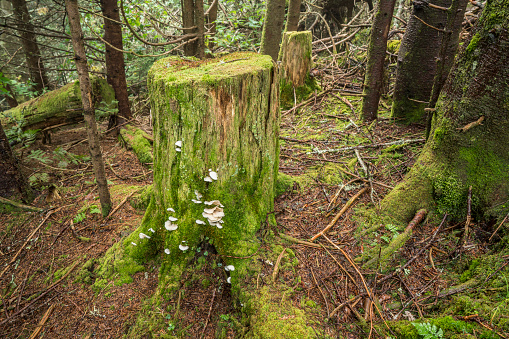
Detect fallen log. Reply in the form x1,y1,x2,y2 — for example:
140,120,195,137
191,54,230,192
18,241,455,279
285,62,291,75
0,76,116,134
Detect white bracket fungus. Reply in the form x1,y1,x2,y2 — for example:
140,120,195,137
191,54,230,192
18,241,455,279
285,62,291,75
204,176,212,182
131,242,137,246
168,216,178,222
227,277,231,284
196,220,206,225
194,190,203,200
164,221,178,231
167,207,175,212
148,228,155,233
179,241,189,251
225,265,235,271
191,199,202,204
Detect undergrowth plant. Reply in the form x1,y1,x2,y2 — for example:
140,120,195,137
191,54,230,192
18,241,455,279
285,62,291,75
412,322,444,339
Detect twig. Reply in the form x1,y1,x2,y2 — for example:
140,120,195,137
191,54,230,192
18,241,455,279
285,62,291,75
29,304,56,339
309,139,425,155
489,212,509,241
282,89,331,116
463,186,472,244
329,293,367,318
106,190,139,219
0,208,61,279
272,248,287,283
0,260,80,325
311,267,330,317
311,186,368,241
321,245,360,290
200,288,216,339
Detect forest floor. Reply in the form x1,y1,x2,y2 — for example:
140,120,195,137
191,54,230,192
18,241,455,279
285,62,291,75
1,66,508,338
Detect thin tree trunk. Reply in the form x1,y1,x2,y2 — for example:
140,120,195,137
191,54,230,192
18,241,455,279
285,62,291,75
260,0,286,60
206,0,218,50
182,0,197,57
100,0,132,131
194,0,205,59
361,0,396,121
65,0,112,216
285,0,301,32
10,0,49,93
4,83,18,108
0,121,32,202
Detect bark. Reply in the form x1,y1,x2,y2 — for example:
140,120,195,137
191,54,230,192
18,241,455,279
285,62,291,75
1,77,116,132
382,0,509,223
391,0,468,124
4,83,18,108
100,0,132,130
10,0,49,93
206,0,218,49
182,0,196,56
194,0,205,59
260,0,286,60
285,0,302,32
361,0,396,121
65,0,112,216
0,121,32,202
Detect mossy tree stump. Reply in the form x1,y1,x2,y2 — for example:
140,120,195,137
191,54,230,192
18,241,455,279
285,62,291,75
106,52,315,337
279,31,319,108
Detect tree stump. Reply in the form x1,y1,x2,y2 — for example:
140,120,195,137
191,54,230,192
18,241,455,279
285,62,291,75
278,31,319,108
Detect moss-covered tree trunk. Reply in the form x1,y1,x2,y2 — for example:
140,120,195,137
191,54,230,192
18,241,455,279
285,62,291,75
391,0,468,124
0,77,116,132
361,0,396,121
102,52,316,337
279,31,318,107
260,0,285,61
382,0,509,223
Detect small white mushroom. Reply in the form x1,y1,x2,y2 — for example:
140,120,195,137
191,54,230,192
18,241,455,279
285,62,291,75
204,176,212,182
139,232,151,239
164,221,178,231
225,265,235,271
217,224,223,229
175,140,182,147
196,220,206,225
191,199,202,204
209,171,218,180
164,248,170,255
194,190,203,200
175,147,182,152
168,216,178,222
167,208,175,212
148,228,155,233
131,242,137,246
179,242,189,251
227,277,231,284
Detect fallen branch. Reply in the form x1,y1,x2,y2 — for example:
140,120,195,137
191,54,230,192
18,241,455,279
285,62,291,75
309,139,425,155
489,211,509,241
29,303,56,339
272,248,287,283
0,196,43,212
311,186,368,241
106,189,139,219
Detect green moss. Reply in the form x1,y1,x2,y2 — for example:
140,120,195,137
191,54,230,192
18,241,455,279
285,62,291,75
129,185,153,210
275,172,295,197
120,125,154,166
387,39,401,54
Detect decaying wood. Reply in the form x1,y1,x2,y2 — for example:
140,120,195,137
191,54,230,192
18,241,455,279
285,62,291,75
272,248,287,283
311,186,368,241
457,116,484,132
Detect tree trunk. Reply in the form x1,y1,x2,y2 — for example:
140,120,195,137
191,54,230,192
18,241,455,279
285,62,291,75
1,76,116,132
391,0,468,124
194,0,205,59
361,0,396,121
206,0,218,49
285,0,301,32
279,31,319,107
65,0,112,216
382,0,509,223
260,0,286,60
10,0,49,93
181,0,205,58
0,121,32,202
100,0,132,130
